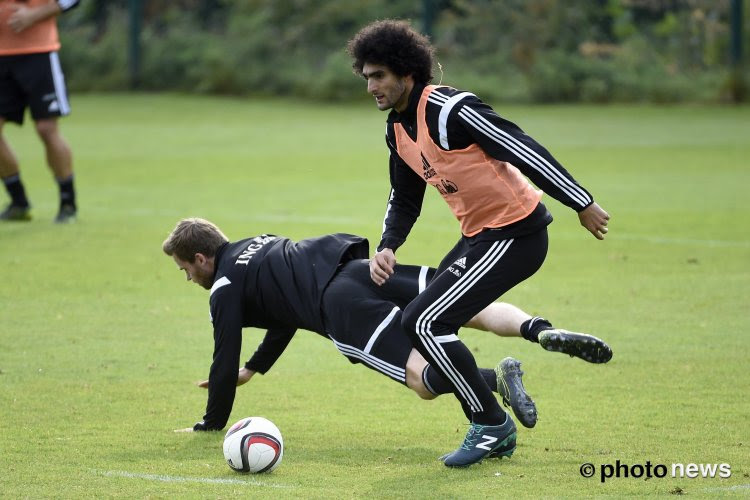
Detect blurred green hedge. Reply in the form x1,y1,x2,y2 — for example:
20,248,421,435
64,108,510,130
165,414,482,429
58,0,748,103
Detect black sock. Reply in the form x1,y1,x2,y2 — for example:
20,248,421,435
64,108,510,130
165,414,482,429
423,366,498,395
56,175,76,209
479,368,498,392
2,174,30,207
422,365,450,395
521,316,553,343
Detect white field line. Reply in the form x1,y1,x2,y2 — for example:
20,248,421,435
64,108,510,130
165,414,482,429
702,483,750,492
96,469,292,489
610,233,750,248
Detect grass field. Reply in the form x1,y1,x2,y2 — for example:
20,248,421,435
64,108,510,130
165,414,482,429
1,94,748,498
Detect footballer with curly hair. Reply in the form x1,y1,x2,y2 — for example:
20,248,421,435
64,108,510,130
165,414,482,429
347,19,612,467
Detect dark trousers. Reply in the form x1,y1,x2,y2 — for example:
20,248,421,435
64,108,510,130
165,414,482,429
401,228,549,423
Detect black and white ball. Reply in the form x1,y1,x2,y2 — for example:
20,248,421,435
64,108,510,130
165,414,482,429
223,417,283,473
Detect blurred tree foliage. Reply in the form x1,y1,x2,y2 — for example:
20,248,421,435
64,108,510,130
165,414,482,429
58,0,747,102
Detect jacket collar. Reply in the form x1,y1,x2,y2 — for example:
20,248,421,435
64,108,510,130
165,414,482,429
211,241,229,282
387,82,426,124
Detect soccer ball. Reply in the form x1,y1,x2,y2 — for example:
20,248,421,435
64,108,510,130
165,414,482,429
223,417,283,473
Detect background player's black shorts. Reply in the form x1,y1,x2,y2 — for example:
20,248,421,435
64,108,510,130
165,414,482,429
0,52,70,125
321,259,436,384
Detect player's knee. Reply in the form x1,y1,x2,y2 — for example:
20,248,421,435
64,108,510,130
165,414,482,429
405,372,436,400
415,388,436,400
34,119,59,141
400,305,423,338
402,304,455,341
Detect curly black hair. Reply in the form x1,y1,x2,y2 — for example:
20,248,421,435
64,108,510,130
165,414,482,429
347,19,434,85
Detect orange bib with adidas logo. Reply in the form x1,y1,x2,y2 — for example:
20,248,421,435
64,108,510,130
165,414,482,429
393,85,541,237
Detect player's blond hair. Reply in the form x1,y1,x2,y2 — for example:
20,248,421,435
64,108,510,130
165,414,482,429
162,218,228,262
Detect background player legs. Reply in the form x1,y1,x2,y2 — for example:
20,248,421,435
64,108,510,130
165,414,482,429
35,118,72,180
0,119,20,179
34,117,76,219
0,118,32,217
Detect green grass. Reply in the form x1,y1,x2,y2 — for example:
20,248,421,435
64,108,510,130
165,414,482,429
1,94,749,498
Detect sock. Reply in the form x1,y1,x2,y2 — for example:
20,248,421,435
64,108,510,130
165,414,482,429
477,412,508,426
479,368,498,392
2,174,30,207
521,316,553,343
56,175,76,209
422,365,451,396
474,409,508,427
422,366,498,395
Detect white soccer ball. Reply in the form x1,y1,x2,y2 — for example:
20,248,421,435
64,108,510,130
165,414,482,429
223,416,284,473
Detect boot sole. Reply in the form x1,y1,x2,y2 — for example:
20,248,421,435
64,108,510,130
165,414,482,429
539,330,613,363
496,358,537,428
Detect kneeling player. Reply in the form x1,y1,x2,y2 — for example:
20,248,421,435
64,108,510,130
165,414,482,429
203,260,543,427
163,218,612,460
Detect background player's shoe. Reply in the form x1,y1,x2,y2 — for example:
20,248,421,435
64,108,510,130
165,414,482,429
538,329,612,363
54,204,77,224
441,416,517,467
495,357,537,428
0,204,31,221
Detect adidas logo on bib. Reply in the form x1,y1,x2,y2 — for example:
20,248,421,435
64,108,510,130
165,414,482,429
454,257,467,269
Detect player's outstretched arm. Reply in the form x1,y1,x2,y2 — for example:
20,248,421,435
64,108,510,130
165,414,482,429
198,367,255,388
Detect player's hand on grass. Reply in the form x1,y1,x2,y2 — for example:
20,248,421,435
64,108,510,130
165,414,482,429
370,248,396,285
578,202,610,240
197,367,254,389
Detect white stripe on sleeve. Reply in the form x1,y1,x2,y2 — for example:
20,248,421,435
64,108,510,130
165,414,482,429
437,92,475,149
458,106,592,207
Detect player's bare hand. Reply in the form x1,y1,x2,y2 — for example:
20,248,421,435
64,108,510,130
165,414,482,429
370,248,396,285
173,427,194,433
197,367,254,389
578,202,610,240
7,5,37,33
237,367,253,386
